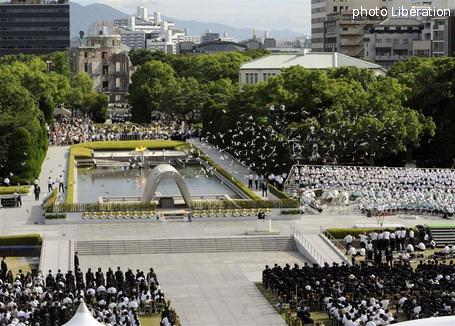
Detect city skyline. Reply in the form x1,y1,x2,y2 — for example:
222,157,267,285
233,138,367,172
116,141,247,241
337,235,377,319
73,0,311,35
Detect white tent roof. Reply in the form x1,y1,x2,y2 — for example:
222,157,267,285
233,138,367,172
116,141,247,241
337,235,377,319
62,302,104,326
394,316,455,326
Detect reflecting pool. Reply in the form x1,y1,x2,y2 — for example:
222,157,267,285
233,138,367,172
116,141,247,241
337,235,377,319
76,165,240,203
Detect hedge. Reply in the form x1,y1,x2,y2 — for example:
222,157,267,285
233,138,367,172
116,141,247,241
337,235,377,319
45,213,66,219
65,147,76,204
325,227,400,239
269,184,292,200
189,144,299,207
191,199,299,210
42,188,58,210
0,186,30,195
73,140,188,151
0,234,42,246
281,209,304,215
47,201,157,213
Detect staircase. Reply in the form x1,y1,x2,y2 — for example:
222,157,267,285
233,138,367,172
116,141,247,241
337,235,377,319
429,225,455,247
75,236,296,255
305,234,346,265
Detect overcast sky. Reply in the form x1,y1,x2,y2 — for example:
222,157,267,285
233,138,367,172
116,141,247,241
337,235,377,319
74,0,311,34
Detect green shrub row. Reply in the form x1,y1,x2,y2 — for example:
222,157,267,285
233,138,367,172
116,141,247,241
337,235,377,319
45,213,66,219
190,144,299,208
269,184,292,200
48,201,157,213
0,186,30,195
65,147,76,204
191,199,299,210
0,234,42,246
281,209,304,215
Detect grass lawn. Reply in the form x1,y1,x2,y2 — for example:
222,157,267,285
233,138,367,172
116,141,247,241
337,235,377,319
4,257,38,274
139,314,161,326
255,283,330,326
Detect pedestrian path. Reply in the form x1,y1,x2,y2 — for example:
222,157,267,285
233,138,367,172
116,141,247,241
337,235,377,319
0,146,68,233
188,139,278,200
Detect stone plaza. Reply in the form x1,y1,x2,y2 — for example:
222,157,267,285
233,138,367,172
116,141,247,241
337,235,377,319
2,142,455,326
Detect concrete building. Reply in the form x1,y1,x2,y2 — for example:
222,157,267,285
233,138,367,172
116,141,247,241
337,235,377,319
193,41,247,54
114,6,190,54
0,0,70,56
311,0,387,52
200,31,236,44
364,17,426,68
120,30,146,49
324,12,383,57
431,12,455,57
71,26,132,104
264,38,277,49
239,52,385,85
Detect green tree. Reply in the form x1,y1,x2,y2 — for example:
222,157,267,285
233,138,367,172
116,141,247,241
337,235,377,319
84,92,108,123
389,57,455,166
129,60,178,123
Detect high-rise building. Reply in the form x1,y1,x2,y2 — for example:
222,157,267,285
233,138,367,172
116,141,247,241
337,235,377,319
114,7,189,54
0,0,70,56
311,0,412,52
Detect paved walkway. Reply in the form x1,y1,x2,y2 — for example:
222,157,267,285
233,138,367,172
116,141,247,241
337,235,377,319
188,139,277,200
4,143,455,326
80,252,305,326
0,146,68,234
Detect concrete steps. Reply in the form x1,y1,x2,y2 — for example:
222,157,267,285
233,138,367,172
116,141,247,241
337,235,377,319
430,226,455,247
75,236,296,255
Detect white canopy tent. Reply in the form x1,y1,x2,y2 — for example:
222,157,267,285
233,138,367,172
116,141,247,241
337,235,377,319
62,302,104,326
394,316,455,326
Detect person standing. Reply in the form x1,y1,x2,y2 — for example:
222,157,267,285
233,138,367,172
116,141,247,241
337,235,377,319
74,251,80,269
1,257,7,279
14,193,21,207
248,174,253,189
34,185,41,201
254,175,259,190
47,176,53,192
262,181,268,198
58,174,65,193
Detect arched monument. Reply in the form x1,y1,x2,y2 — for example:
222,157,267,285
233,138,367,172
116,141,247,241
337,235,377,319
142,164,192,207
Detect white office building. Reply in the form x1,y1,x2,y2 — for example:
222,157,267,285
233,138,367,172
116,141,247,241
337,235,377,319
239,52,385,85
114,6,193,54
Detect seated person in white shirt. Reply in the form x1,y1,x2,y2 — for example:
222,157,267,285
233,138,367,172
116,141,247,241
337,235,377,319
406,243,414,253
416,242,426,251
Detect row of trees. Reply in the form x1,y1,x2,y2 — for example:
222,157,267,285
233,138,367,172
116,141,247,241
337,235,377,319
0,52,107,184
128,50,268,123
129,50,455,172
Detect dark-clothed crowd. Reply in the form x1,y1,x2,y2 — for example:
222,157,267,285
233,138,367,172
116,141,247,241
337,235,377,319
263,259,455,326
0,257,176,326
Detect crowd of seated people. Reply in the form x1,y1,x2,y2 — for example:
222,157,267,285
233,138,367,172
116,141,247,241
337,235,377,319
286,165,455,217
49,118,196,146
263,259,455,326
0,258,177,326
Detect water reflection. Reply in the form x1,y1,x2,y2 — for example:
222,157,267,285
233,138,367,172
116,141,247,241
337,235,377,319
76,165,239,203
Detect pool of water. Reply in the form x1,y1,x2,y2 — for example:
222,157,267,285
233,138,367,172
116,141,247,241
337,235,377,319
76,165,240,203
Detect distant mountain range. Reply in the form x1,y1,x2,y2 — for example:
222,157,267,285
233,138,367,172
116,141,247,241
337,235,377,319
70,2,306,41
